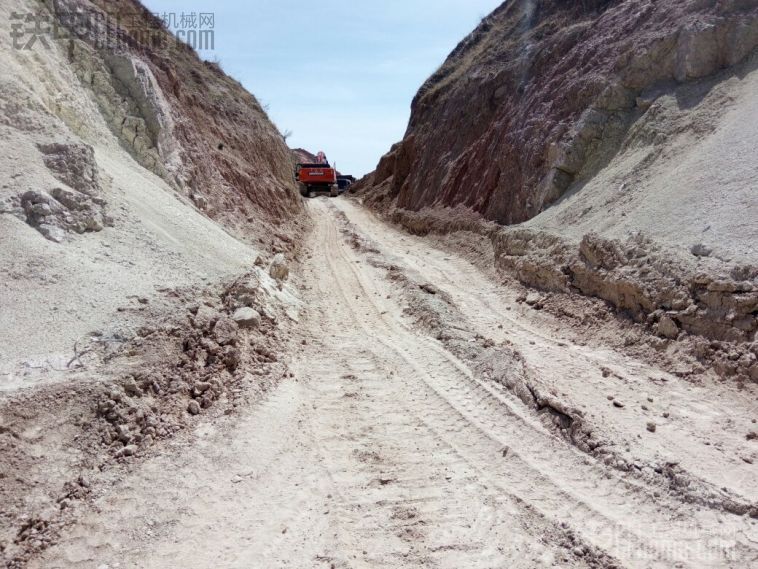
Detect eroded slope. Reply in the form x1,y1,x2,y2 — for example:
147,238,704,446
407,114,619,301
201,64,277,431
361,0,758,226
354,0,758,380
0,0,303,380
0,3,305,563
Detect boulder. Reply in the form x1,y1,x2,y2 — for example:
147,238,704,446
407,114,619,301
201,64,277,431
690,243,712,257
657,315,680,339
213,317,239,345
37,223,66,243
232,307,261,328
37,142,101,196
193,305,220,331
21,183,107,241
269,253,289,281
675,23,721,83
116,444,137,457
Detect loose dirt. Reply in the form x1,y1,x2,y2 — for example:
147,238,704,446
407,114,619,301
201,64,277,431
31,199,758,569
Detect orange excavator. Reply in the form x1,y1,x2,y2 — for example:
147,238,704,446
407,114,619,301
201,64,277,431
295,151,338,197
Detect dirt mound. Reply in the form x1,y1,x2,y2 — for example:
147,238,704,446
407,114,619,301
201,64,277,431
0,267,298,566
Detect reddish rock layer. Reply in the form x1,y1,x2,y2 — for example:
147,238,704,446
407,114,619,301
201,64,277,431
50,0,303,241
358,0,758,225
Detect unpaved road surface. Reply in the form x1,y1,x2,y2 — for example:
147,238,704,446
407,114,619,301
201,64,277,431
36,199,758,568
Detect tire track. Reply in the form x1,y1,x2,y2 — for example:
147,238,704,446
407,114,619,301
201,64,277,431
308,198,758,568
295,202,594,568
332,199,758,512
35,199,757,569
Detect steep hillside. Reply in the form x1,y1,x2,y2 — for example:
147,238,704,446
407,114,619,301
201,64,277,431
355,0,758,380
0,0,306,563
0,0,303,376
15,0,302,239
361,0,758,225
292,147,318,164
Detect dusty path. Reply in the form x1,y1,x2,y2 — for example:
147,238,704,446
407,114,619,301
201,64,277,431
36,199,758,568
331,200,758,506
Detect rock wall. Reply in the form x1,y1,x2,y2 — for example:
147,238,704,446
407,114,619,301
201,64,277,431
5,142,109,242
46,0,302,240
353,0,758,377
358,0,758,224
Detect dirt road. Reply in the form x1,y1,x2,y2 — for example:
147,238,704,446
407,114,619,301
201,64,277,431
35,199,758,568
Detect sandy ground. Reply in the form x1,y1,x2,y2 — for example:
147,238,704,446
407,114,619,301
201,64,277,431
334,200,758,506
32,198,758,569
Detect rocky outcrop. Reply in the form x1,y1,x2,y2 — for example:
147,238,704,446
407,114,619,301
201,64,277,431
493,229,757,344
385,206,758,381
45,0,302,239
358,0,758,224
1,142,110,242
232,307,261,328
20,186,108,242
268,253,290,282
354,0,758,374
292,148,318,164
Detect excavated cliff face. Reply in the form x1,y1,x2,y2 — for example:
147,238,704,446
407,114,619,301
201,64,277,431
0,3,304,562
0,0,305,373
45,0,302,239
363,0,758,224
356,0,758,380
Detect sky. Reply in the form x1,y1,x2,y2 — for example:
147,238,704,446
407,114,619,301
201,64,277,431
141,1,504,177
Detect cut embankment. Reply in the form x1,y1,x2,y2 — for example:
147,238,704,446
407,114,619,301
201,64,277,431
0,0,305,389
0,1,308,565
355,61,758,384
371,201,758,386
351,2,758,385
